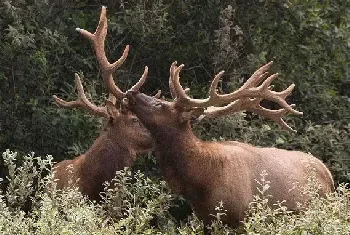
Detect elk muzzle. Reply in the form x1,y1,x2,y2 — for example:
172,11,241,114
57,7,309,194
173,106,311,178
126,90,157,109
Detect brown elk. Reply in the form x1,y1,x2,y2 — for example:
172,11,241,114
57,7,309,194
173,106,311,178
123,62,334,230
52,6,155,201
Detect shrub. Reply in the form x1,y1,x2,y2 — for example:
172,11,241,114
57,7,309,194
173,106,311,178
1,150,349,234
0,150,176,234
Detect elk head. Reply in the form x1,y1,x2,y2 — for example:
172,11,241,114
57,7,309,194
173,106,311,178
126,61,302,137
53,6,154,153
52,6,160,200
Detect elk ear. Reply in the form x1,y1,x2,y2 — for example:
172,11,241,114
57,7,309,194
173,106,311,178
180,107,204,123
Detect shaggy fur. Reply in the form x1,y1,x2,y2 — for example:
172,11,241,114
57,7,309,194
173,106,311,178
53,113,153,201
127,91,334,229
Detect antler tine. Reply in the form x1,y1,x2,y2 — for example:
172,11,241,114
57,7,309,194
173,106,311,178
203,99,300,132
130,66,148,91
169,61,178,99
169,61,302,131
53,73,109,118
154,89,162,98
240,61,273,89
171,63,211,107
170,61,227,108
76,6,128,100
207,70,225,101
220,72,302,115
171,62,302,112
169,61,191,99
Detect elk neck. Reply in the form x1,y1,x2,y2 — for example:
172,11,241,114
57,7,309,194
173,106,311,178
82,129,137,171
152,120,199,154
151,120,219,198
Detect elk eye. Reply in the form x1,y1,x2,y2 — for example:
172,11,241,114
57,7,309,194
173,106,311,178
132,118,139,123
155,102,162,107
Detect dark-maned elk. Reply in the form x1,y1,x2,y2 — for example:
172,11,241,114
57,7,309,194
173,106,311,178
52,6,155,201
122,62,334,231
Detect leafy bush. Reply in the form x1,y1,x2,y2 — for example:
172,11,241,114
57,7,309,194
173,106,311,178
1,0,349,232
243,171,350,235
1,150,349,234
1,0,349,185
0,150,176,234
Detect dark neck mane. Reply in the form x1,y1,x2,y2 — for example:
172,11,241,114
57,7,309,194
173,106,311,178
76,131,137,200
83,131,136,169
151,121,214,196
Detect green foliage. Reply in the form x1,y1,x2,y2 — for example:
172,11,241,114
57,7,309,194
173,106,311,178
0,150,175,234
236,0,350,123
101,169,173,233
1,0,349,181
243,170,350,235
2,150,53,210
0,1,349,232
1,150,350,234
0,0,101,160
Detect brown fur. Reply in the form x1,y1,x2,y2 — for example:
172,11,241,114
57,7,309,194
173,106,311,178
52,112,153,201
127,91,334,228
52,6,155,201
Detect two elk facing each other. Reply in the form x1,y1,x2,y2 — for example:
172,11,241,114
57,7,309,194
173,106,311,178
52,7,155,201
124,62,334,231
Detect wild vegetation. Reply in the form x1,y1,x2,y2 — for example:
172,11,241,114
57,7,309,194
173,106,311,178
0,0,349,233
0,150,349,234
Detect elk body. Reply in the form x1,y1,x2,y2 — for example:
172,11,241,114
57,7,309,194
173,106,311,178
123,62,334,229
53,7,154,201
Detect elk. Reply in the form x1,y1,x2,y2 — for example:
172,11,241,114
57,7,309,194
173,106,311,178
52,6,155,201
123,62,334,230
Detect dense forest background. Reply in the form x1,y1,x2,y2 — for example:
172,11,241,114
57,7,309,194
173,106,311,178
0,0,349,185
0,0,349,233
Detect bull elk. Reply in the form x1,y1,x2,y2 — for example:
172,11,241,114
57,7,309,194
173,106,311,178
52,6,155,201
123,62,334,231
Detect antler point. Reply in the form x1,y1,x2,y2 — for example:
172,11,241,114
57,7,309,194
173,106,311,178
176,64,185,72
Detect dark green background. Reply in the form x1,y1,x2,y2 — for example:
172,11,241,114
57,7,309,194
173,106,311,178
1,0,349,183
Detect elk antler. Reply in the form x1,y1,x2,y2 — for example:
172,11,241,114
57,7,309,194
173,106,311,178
53,73,110,118
170,61,302,131
76,6,147,100
169,62,190,99
54,7,151,118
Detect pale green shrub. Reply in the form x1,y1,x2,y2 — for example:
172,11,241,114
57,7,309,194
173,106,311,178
101,169,173,234
243,171,350,235
0,150,349,234
0,150,176,234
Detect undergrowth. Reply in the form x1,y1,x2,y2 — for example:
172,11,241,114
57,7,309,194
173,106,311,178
0,150,349,234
